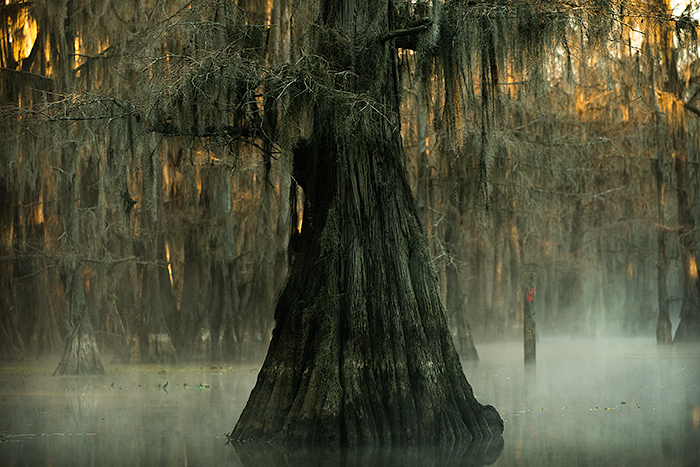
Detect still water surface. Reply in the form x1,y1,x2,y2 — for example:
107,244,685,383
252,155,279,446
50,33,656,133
0,338,698,466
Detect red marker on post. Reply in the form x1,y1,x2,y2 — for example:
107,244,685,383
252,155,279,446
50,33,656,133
526,288,534,302
524,279,536,363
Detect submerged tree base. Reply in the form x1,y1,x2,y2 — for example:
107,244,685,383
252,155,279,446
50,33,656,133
54,322,105,376
231,0,503,445
146,333,178,364
231,123,504,445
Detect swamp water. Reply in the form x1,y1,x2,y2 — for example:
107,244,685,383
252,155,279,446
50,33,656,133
0,338,698,466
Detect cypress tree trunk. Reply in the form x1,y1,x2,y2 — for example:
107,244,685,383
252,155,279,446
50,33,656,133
105,117,138,360
445,222,478,360
564,201,589,337
201,163,241,360
507,217,523,336
652,0,700,342
135,139,177,363
468,224,489,336
55,143,105,376
673,150,700,342
649,65,673,343
444,168,478,360
489,232,505,337
653,156,672,344
232,0,502,445
0,181,23,359
179,223,209,358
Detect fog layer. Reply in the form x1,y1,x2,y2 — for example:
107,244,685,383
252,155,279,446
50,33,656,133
1,338,698,466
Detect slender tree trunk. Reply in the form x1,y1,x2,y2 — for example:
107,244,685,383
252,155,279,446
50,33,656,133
467,226,490,334
444,210,478,360
135,139,177,363
673,150,700,342
232,0,502,445
444,166,478,360
489,233,505,337
180,223,209,358
16,190,62,356
564,201,589,336
201,163,241,360
653,156,672,344
651,60,673,343
523,273,536,364
55,143,105,375
105,117,138,360
0,180,21,359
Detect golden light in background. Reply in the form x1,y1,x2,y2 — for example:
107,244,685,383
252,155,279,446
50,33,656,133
689,256,698,280
165,243,174,287
74,31,83,75
10,7,37,63
33,193,45,224
196,159,202,197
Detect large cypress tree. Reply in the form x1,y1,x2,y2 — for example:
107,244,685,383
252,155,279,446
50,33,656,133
231,0,503,444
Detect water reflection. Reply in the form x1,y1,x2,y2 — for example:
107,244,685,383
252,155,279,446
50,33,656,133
0,338,698,466
234,437,504,467
0,365,258,466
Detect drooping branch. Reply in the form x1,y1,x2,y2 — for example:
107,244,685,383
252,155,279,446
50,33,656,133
379,18,432,50
684,102,700,118
149,120,255,139
0,67,53,83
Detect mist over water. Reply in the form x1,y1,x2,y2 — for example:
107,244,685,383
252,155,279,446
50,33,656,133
470,338,700,466
0,363,259,465
1,338,698,466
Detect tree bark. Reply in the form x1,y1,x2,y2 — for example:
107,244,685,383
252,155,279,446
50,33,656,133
467,224,489,337
523,273,536,364
444,167,479,360
201,163,241,360
654,159,672,344
445,219,478,360
564,201,590,337
506,209,523,337
415,87,430,228
134,138,177,363
651,0,700,342
54,143,105,376
179,222,209,358
673,150,700,342
232,0,502,445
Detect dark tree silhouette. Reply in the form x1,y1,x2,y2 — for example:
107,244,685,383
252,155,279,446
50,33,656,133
231,0,502,444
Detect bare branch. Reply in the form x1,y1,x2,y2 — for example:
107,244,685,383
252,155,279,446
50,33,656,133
684,102,700,118
0,67,53,83
379,18,432,50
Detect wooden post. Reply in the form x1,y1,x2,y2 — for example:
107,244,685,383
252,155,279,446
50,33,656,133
524,273,536,364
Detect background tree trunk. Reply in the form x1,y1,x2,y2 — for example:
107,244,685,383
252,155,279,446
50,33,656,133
653,135,672,345
673,150,700,342
55,143,105,375
201,163,241,360
134,138,178,363
563,201,590,337
444,167,479,360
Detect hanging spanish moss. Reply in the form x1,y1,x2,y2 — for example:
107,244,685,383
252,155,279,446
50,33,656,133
1,0,699,443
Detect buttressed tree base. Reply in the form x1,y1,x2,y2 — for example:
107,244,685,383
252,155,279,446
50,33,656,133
231,0,503,444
